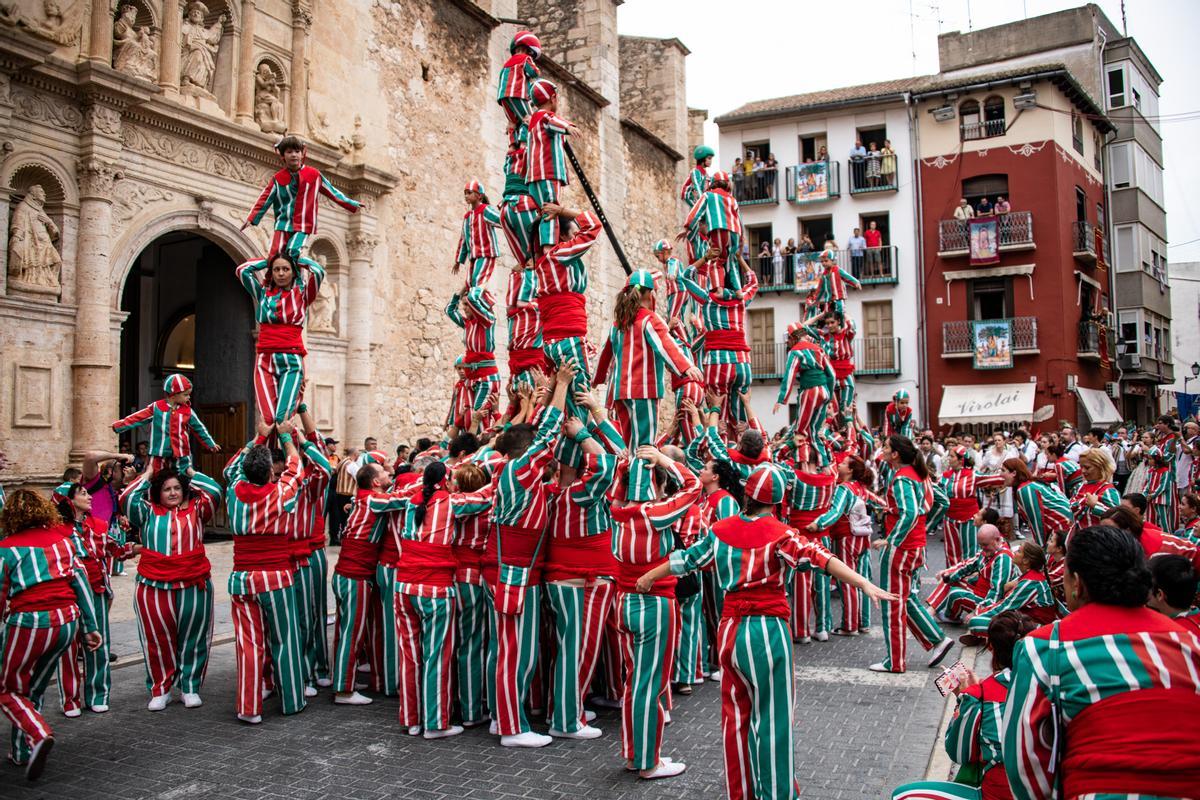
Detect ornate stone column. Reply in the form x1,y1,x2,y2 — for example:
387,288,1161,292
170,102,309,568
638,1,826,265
71,158,122,459
235,0,257,125
158,0,181,93
344,230,377,447
89,0,114,64
287,6,311,135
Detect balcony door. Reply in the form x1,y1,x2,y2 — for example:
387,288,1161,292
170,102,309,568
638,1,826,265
861,300,896,371
748,308,776,377
967,278,1012,321
962,174,1009,212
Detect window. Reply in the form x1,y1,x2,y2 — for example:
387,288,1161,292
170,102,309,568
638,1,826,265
1118,310,1139,353
961,174,1009,210
856,125,887,150
799,134,826,163
1093,133,1102,172
1107,65,1126,108
158,312,196,371
967,278,1012,321
1075,187,1087,224
982,96,1005,136
747,308,776,376
799,215,834,250
1109,142,1131,189
1132,87,1142,112
1071,111,1084,154
959,99,981,140
1114,224,1136,272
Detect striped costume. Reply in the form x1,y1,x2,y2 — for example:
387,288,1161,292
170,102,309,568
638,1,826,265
112,400,218,474
610,461,701,770
1040,458,1082,499
825,321,856,413
811,481,886,633
679,271,760,434
679,167,710,262
121,471,221,701
683,188,743,286
777,341,837,465
455,201,502,288
671,503,705,686
879,466,946,672
594,307,695,501
244,165,361,258
0,526,97,765
1144,465,1176,532
1068,479,1120,531
291,436,332,688
1003,605,1200,799
445,290,500,426
525,108,572,246
496,51,539,142
664,258,704,361
1011,479,1072,547
784,466,837,640
224,441,307,719
926,546,1015,621
697,489,741,672
237,257,325,424
940,469,1005,566
669,321,706,445
882,402,915,439
451,480,496,726
804,259,861,320
504,267,547,410
498,136,541,265
669,512,835,800
966,569,1058,635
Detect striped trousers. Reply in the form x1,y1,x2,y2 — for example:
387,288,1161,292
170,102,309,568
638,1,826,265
133,580,213,697
499,97,532,143
231,586,306,717
613,399,659,502
455,582,491,724
544,579,614,733
718,614,801,800
110,520,126,576
332,573,377,695
487,583,543,736
304,549,330,682
790,566,813,640
269,229,309,260
892,781,982,800
880,547,944,672
1,619,76,765
944,518,979,568
254,351,305,425
597,597,626,702
811,535,835,635
374,565,400,696
395,592,456,731
57,591,111,711
835,535,872,633
834,374,855,417
926,580,984,621
463,257,496,289
500,197,541,266
617,591,679,770
685,229,708,265
706,228,742,282
467,376,500,417
544,336,592,468
527,179,562,249
701,570,726,672
673,589,706,684
704,360,753,438
793,386,831,465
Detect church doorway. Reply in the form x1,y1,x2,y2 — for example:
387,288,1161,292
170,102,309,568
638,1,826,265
117,231,256,489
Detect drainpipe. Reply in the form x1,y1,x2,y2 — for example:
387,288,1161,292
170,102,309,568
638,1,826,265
1096,26,1125,416
906,90,930,426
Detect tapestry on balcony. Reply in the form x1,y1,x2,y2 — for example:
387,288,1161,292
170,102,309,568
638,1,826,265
971,319,1012,370
795,161,830,203
969,215,1000,266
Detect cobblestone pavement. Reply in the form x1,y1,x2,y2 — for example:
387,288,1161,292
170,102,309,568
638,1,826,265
1,535,965,800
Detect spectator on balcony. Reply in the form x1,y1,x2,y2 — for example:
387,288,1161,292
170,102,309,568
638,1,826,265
864,221,883,275
847,228,867,279
771,238,785,285
757,241,771,262
849,137,866,160
784,238,797,257
817,144,829,163
880,140,896,186
977,196,993,216
732,157,742,174
864,142,882,188
765,153,778,176
994,195,1011,215
953,198,975,220
798,234,815,254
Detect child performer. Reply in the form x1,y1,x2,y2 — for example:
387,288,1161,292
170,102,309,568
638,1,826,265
679,171,744,292
496,31,542,144
656,239,703,364
453,180,502,288
445,287,500,430
775,322,837,466
679,146,714,264
525,80,579,249
883,389,915,439
112,374,219,473
238,252,325,425
804,247,860,321
242,134,361,259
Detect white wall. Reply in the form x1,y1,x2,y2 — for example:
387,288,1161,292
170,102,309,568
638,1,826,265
1167,261,1200,408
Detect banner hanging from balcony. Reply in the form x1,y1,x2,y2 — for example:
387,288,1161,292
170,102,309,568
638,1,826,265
794,162,830,203
969,215,1001,266
971,319,1013,369
794,253,821,294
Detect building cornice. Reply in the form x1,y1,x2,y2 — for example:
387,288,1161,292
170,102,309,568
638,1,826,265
620,117,683,162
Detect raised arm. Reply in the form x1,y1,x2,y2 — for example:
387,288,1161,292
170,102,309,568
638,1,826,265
318,171,362,212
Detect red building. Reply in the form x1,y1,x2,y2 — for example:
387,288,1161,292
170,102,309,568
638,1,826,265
913,65,1119,433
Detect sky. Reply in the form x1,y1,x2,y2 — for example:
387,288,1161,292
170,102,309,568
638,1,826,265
616,0,1200,264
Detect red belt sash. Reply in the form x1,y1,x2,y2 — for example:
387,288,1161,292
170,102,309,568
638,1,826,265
788,508,825,529
980,765,1012,800
539,292,587,341
138,547,211,585
544,534,617,582
615,556,675,597
1062,687,1200,798
721,584,790,620
948,497,980,522
81,557,106,593
483,525,546,584
395,539,458,587
232,534,293,572
830,518,852,538
8,578,76,613
704,329,750,352
257,323,306,355
886,512,927,550
830,358,854,379
508,347,550,373
335,537,383,580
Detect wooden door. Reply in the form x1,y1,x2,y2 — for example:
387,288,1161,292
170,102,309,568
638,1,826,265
194,402,247,530
747,308,776,376
861,301,895,372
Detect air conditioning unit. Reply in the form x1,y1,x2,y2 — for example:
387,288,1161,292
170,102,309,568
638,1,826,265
931,104,956,122
1118,353,1142,370
1066,374,1078,391
1106,382,1120,398
1013,91,1038,109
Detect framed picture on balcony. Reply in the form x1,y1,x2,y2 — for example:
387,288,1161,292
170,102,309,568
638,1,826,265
794,254,821,294
971,319,1013,370
969,215,1001,266
795,162,829,203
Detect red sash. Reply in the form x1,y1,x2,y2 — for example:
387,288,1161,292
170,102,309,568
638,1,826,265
257,323,306,355
704,329,750,352
615,556,675,597
788,508,823,529
8,578,76,613
830,358,854,379
539,292,587,341
335,537,382,580
138,547,211,586
948,497,979,522
508,347,550,373
722,584,790,620
483,525,546,584
543,534,617,582
232,534,293,572
395,539,458,588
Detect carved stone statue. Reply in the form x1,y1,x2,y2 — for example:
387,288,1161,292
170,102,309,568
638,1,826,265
1,0,85,45
8,185,62,295
179,1,228,99
112,4,158,81
253,63,287,134
307,254,337,333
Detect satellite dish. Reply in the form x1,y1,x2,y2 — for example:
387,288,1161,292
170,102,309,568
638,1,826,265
1032,405,1055,423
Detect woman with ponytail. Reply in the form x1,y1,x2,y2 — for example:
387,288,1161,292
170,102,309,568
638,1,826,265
1000,458,1072,548
870,435,955,673
592,270,702,503
939,445,1006,567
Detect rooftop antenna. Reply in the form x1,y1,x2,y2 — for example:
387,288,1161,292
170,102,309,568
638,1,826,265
909,0,918,73
1121,0,1127,34
966,0,973,31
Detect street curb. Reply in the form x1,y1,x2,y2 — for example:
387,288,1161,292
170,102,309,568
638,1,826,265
922,645,979,781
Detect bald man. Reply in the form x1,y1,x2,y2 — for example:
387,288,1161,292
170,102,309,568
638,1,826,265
923,524,1015,623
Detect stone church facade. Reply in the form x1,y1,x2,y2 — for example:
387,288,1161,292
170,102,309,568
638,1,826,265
0,0,699,488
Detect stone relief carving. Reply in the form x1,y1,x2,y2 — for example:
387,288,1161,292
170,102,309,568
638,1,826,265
346,232,378,261
308,106,352,154
112,181,176,223
76,157,121,198
82,103,122,137
0,0,85,46
307,253,337,333
11,87,84,132
123,124,275,187
8,185,62,294
253,63,287,134
179,2,228,100
112,3,158,81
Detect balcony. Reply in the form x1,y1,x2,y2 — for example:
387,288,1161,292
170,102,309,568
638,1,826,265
1072,221,1108,266
855,336,901,376
960,118,1007,141
786,162,840,204
937,211,1034,257
1077,321,1113,361
749,255,795,292
847,156,898,195
731,169,778,206
750,342,786,380
844,246,899,286
942,316,1039,358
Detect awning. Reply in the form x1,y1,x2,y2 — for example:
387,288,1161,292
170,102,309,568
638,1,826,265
1076,386,1121,425
938,383,1036,425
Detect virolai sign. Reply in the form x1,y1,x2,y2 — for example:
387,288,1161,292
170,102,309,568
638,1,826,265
950,388,1025,417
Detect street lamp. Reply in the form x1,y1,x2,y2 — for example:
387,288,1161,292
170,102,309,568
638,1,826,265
1184,362,1200,394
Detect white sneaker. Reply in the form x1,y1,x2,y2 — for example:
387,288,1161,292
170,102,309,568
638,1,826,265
407,725,422,736
423,725,464,740
356,663,371,673
63,709,81,718
814,631,829,642
333,691,373,706
462,718,484,728
261,688,274,701
583,709,597,723
500,731,552,748
147,694,170,712
549,724,602,740
859,627,872,635
709,670,723,681
663,710,671,724
488,719,499,735
797,636,812,644
868,662,898,673
237,713,262,725
182,693,202,708
640,760,687,779
304,685,318,698
928,637,955,668
315,677,333,688
90,704,109,713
